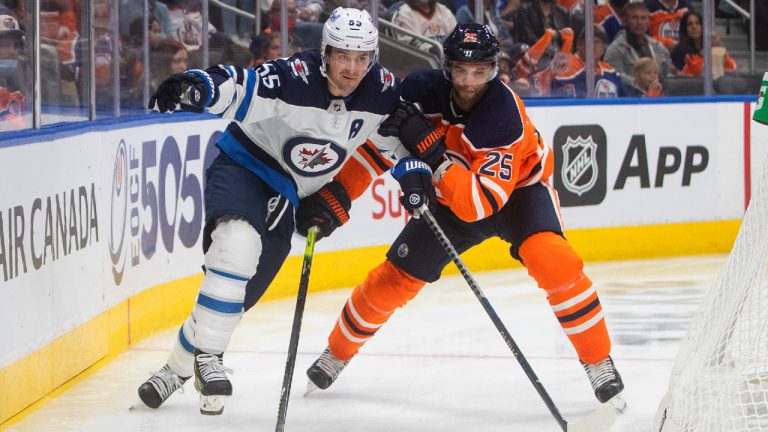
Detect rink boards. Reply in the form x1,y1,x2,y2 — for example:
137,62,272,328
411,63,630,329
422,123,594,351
0,97,765,425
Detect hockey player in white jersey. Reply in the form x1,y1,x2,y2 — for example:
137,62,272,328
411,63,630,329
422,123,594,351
136,7,414,415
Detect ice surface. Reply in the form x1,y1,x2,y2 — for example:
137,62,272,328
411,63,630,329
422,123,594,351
6,255,727,432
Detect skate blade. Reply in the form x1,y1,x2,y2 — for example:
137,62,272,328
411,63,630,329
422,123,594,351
565,403,616,432
607,393,627,413
199,394,228,415
129,400,147,411
304,380,320,397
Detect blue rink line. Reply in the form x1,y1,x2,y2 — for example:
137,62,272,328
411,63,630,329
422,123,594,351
0,111,220,149
523,95,755,107
0,95,755,149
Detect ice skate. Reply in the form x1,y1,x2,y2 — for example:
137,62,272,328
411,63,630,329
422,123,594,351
583,356,626,412
305,347,349,395
137,364,189,409
194,350,233,415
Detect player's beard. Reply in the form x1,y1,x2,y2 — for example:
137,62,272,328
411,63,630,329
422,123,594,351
451,85,488,111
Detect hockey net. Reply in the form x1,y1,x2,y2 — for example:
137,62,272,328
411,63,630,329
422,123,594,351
655,156,768,432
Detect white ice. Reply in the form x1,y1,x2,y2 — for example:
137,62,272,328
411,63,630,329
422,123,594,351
6,255,727,432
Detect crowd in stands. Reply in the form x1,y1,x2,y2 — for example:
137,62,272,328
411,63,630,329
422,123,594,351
0,0,766,130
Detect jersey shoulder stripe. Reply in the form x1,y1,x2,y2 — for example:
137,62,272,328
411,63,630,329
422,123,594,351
236,69,257,122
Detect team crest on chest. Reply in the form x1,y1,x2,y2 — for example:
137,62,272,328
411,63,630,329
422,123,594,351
282,136,346,177
595,78,618,98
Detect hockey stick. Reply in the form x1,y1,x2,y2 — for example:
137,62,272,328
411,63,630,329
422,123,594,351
416,206,616,432
275,226,318,432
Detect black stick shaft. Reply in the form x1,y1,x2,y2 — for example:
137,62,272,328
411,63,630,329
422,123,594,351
275,227,318,432
419,207,568,431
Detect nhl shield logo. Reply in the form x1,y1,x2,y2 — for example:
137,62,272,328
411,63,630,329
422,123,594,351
553,125,607,207
561,135,598,196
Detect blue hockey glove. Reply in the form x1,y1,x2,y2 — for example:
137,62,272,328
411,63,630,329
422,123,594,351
295,181,351,241
391,157,436,215
378,101,447,170
149,70,212,113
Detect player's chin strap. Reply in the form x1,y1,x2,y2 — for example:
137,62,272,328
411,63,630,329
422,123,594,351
415,205,619,432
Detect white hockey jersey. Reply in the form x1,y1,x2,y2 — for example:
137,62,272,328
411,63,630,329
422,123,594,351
203,50,403,206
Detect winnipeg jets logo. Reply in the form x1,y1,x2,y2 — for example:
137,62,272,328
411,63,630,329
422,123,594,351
561,135,599,196
283,136,346,177
380,68,395,92
298,144,333,169
290,58,309,84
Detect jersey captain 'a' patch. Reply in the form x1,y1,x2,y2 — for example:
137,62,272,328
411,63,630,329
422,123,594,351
282,136,347,177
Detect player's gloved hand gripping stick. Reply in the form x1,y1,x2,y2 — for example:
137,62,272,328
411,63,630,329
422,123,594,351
390,157,437,215
379,101,448,170
295,181,351,241
149,70,214,113
415,205,619,432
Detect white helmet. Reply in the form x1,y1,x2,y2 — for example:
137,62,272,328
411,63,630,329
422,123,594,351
320,7,379,76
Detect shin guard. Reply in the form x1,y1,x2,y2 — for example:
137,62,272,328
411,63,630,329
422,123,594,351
192,218,260,355
328,260,426,361
519,232,610,364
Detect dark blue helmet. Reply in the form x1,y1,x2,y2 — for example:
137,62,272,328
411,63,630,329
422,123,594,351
443,23,500,64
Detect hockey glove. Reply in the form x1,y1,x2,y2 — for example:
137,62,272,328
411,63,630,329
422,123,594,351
149,71,211,113
378,101,447,170
391,157,437,215
295,181,351,241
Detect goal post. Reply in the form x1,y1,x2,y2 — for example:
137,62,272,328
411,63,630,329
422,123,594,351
654,96,768,431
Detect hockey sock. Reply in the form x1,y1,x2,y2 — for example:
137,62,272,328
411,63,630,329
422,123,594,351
191,218,259,355
519,232,611,364
167,316,197,378
328,260,426,361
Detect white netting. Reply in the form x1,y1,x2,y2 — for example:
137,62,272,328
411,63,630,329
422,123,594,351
655,157,768,432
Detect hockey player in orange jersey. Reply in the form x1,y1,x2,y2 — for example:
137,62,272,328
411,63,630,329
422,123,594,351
298,23,626,409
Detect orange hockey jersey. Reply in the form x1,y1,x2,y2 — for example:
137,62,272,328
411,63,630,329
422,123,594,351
400,70,553,222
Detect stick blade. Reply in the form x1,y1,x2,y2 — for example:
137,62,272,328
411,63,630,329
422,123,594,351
566,403,617,432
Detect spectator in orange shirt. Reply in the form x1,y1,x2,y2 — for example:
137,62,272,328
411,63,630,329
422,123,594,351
594,0,627,43
645,0,690,48
670,10,736,77
551,26,626,98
